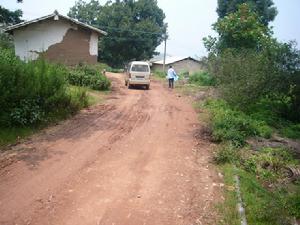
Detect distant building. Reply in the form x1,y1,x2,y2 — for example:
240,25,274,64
151,56,204,74
5,11,107,65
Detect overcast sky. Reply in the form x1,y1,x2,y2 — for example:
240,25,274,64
1,0,300,58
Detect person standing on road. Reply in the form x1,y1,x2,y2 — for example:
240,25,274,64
167,65,177,89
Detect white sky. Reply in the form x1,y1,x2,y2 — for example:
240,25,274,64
1,0,300,58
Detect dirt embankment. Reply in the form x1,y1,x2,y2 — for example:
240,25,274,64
0,73,221,225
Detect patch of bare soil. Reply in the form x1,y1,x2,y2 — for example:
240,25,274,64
0,73,221,225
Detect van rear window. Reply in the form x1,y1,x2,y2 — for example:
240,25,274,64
131,65,149,72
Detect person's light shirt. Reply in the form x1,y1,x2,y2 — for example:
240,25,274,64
167,68,177,79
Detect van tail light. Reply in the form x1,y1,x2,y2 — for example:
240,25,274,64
129,73,131,78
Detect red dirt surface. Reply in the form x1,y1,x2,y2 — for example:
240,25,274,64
0,73,221,225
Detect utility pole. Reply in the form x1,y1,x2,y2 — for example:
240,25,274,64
162,34,167,73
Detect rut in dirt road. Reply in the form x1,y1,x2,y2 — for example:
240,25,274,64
0,73,221,225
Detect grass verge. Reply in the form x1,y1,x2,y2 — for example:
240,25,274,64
177,79,300,224
219,163,300,225
0,86,108,149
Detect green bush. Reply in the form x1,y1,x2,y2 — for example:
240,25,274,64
68,64,111,90
214,143,241,164
208,41,300,122
154,70,165,79
68,86,89,112
280,124,300,139
189,71,216,86
210,49,278,109
0,33,13,49
205,99,272,146
241,147,297,182
0,47,88,127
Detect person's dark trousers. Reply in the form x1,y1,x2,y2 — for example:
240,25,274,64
168,78,174,88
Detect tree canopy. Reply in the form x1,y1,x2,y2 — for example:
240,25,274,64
0,5,23,26
204,4,271,53
217,0,277,25
204,1,300,122
68,0,101,26
68,0,167,67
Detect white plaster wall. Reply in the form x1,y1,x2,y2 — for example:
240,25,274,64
13,19,76,61
89,32,98,56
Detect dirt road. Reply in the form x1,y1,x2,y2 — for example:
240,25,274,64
0,73,221,225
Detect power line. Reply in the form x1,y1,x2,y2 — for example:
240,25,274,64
90,24,165,35
102,36,163,41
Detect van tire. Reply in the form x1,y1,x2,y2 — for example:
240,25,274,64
125,81,128,86
128,84,131,89
145,85,150,90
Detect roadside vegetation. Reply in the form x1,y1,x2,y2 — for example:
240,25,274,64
0,47,111,148
197,2,300,224
67,63,111,91
170,1,300,224
188,71,216,86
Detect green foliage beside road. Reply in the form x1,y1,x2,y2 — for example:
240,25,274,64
67,64,111,91
220,164,300,225
201,1,300,223
153,70,165,79
205,99,272,146
0,47,90,132
208,43,300,121
188,71,216,86
204,3,300,123
0,48,76,126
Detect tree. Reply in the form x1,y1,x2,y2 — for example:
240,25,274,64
204,2,300,122
217,4,270,50
68,0,166,67
68,0,101,25
0,6,23,49
217,0,277,25
0,6,23,26
204,4,271,52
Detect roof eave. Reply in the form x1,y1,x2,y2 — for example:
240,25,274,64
4,13,107,36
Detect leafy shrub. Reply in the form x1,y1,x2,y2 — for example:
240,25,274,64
205,99,272,146
68,64,111,90
94,63,123,73
210,49,278,109
208,41,300,122
154,70,165,79
241,147,297,182
0,47,88,127
0,33,13,49
189,71,216,86
214,143,241,164
68,87,89,113
10,99,44,126
280,124,300,139
107,68,123,73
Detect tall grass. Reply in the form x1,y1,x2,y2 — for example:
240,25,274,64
0,48,88,127
205,99,272,146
